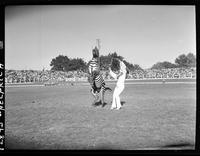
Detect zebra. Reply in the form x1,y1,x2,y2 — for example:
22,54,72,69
87,47,112,106
88,72,112,106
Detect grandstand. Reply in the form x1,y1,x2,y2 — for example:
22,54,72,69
5,67,196,84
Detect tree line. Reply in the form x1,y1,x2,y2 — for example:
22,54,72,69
50,55,87,72
151,53,196,70
50,52,196,72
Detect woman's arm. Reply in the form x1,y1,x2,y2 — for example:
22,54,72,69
117,71,123,79
109,67,117,79
116,60,126,79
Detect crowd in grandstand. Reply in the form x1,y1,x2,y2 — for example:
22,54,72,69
5,67,196,84
127,67,196,80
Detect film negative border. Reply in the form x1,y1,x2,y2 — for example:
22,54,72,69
0,0,199,154
0,4,5,151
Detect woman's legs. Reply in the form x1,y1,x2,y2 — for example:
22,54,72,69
111,89,116,109
115,85,124,109
111,85,124,109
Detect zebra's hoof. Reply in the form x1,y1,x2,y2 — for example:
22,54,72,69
92,101,102,106
101,102,107,107
92,103,97,107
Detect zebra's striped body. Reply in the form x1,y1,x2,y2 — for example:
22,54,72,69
88,57,101,88
88,58,100,75
88,57,111,105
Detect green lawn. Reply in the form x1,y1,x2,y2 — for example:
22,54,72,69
5,81,196,150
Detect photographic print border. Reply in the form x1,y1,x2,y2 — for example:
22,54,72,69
0,0,199,155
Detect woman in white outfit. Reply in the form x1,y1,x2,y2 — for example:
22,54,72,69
109,58,127,110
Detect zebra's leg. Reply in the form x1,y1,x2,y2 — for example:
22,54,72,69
91,88,99,105
94,94,100,105
99,88,103,105
95,88,102,104
90,88,96,99
93,73,106,105
100,87,105,105
89,75,99,105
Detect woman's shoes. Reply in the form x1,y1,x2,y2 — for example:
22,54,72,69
110,106,116,110
110,106,121,110
116,107,121,110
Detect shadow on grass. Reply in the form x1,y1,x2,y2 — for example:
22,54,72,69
102,102,110,108
6,135,195,150
6,136,42,149
121,101,126,106
92,101,104,107
92,101,109,108
5,135,123,150
101,101,126,108
159,142,195,150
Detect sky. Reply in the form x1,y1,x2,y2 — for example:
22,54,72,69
5,5,196,70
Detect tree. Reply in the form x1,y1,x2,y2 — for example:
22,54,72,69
151,61,177,69
99,55,111,70
175,54,188,67
50,52,143,72
186,53,196,67
109,52,124,60
132,64,143,71
67,58,87,71
99,52,123,71
50,55,70,71
175,53,196,67
50,55,87,71
99,52,141,71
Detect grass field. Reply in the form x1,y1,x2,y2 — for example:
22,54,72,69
5,80,196,150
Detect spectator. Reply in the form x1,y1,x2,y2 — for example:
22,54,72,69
5,67,196,84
